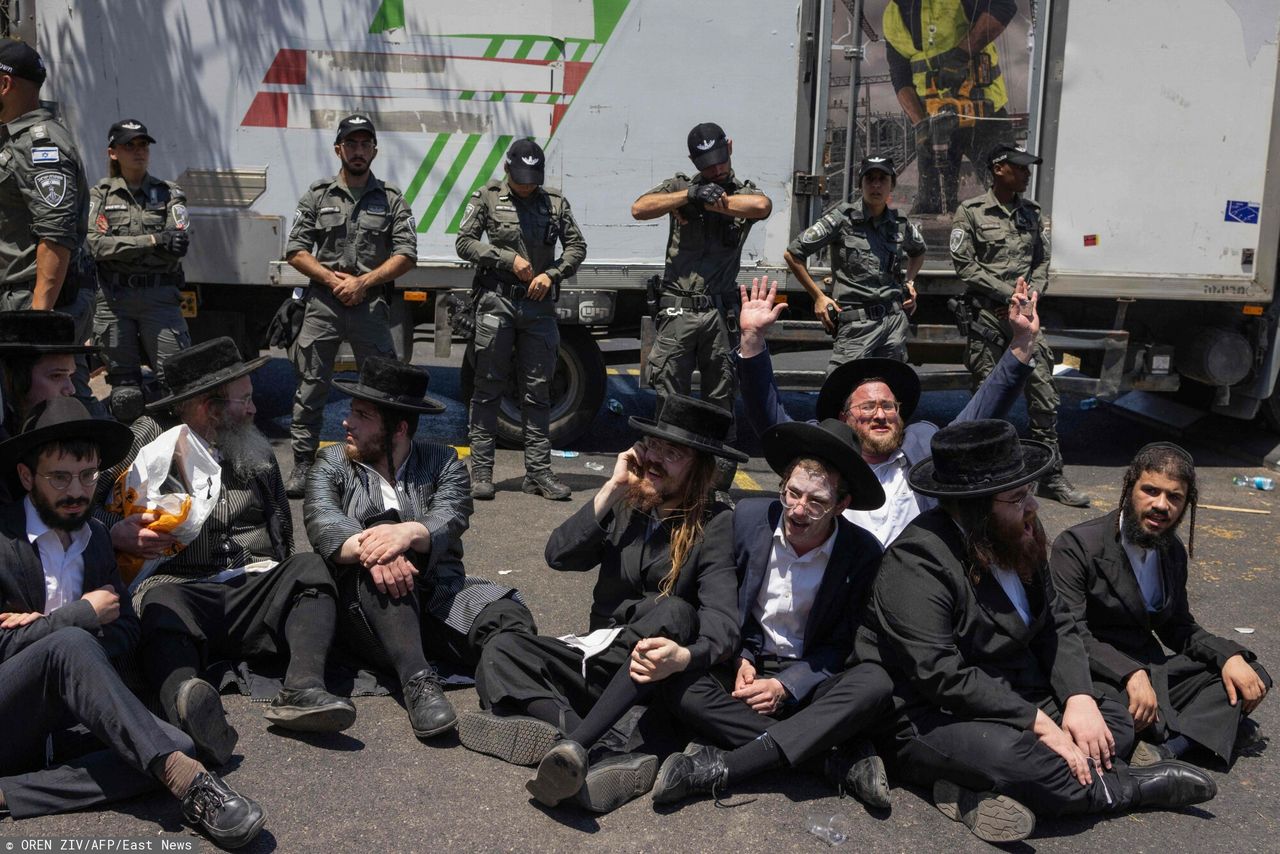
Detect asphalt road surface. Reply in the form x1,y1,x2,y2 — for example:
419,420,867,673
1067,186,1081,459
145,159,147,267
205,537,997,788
10,349,1278,853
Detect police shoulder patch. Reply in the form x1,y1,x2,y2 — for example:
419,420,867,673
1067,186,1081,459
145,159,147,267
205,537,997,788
949,228,966,253
0,150,10,168
802,220,830,243
34,171,70,207
910,223,923,243
31,146,60,164
172,203,190,229
292,208,304,227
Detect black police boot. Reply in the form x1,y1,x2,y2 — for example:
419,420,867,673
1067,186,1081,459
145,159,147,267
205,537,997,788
404,667,457,738
824,739,891,809
522,470,572,501
175,678,239,767
181,771,267,850
263,686,356,732
1037,471,1091,507
932,779,1035,843
651,743,730,806
471,466,495,501
285,454,314,499
526,738,589,807
1124,760,1217,809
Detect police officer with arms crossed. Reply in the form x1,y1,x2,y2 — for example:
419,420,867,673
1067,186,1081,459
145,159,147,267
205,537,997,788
284,114,417,497
786,155,926,370
456,139,586,502
951,142,1089,507
0,41,100,414
88,119,192,420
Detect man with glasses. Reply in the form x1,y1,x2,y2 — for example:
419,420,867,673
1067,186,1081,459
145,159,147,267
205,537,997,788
461,393,742,814
282,114,418,497
652,419,898,808
737,276,1038,547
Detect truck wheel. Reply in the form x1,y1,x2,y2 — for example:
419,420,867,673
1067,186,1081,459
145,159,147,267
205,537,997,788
495,327,606,449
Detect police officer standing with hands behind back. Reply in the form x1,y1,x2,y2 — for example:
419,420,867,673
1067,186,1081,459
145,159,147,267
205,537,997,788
456,138,586,502
284,114,417,497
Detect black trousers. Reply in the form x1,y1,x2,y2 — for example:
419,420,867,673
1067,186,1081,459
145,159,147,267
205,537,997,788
0,628,193,819
662,660,895,766
475,596,698,724
887,693,1138,818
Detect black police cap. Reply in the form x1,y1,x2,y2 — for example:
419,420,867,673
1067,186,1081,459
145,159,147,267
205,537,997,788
108,119,156,147
988,143,1042,170
335,114,377,144
505,138,545,185
0,40,46,86
687,122,729,170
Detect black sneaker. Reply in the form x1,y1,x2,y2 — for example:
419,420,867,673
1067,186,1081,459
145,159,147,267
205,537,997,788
651,743,729,806
457,710,561,766
175,678,238,767
932,779,1035,843
573,752,658,813
181,771,267,850
522,471,572,501
824,739,891,809
1037,472,1091,507
471,467,495,501
404,668,457,738
263,686,356,732
284,455,314,499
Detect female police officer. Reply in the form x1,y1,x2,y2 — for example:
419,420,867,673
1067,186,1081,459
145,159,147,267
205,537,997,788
87,119,192,419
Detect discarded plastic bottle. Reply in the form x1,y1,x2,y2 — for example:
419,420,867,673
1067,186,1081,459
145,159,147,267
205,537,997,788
551,450,579,459
607,398,625,415
1078,397,1099,410
584,461,605,472
805,814,849,847
1232,475,1275,491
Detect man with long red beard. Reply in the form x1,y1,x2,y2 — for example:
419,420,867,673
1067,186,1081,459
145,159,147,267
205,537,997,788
856,420,1218,843
737,276,1038,548
1051,442,1269,768
461,393,743,814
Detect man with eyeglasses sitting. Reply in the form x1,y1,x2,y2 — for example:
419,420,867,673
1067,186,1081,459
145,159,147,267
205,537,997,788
651,418,898,809
737,276,1039,548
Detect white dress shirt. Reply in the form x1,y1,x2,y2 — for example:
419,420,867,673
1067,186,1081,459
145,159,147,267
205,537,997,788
843,421,938,547
753,519,838,658
356,456,411,512
1120,515,1165,612
26,496,92,615
992,565,1033,625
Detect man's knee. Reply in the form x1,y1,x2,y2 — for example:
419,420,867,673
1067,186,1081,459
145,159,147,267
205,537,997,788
42,626,107,667
638,596,699,644
469,597,537,649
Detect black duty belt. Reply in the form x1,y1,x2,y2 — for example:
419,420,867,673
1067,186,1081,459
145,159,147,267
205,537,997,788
103,271,181,288
659,288,736,313
838,299,901,323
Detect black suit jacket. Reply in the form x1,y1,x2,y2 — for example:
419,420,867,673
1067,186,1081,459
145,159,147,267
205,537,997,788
855,507,1093,729
733,497,881,703
0,499,139,662
545,497,739,672
1049,509,1253,686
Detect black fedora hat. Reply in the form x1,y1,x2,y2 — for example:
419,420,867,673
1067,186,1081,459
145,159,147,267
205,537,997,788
147,337,269,412
0,310,97,355
762,419,885,511
332,356,446,414
0,397,133,492
908,419,1054,498
816,357,920,422
628,394,748,463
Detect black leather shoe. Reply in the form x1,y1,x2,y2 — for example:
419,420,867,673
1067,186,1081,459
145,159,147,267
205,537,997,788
457,710,561,766
404,668,457,738
285,455,314,499
181,771,267,850
573,752,658,813
933,779,1035,843
1037,472,1091,507
1130,740,1177,767
471,467,495,501
526,739,589,806
175,678,238,766
824,739,891,809
522,471,572,501
263,686,356,732
1127,760,1217,809
651,743,729,806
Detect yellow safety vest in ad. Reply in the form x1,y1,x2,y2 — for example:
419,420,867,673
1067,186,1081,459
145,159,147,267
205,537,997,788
882,1,1009,112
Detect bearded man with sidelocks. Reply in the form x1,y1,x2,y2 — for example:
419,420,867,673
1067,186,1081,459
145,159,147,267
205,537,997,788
1051,442,1269,768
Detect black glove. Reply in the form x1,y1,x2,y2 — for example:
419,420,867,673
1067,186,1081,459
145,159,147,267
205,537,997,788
156,229,190,257
913,118,931,148
687,183,727,207
933,46,971,92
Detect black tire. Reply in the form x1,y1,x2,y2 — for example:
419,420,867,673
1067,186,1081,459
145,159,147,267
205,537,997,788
494,326,606,449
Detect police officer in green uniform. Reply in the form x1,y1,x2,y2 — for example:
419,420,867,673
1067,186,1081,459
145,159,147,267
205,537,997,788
0,41,101,414
786,156,926,370
283,114,417,496
951,142,1089,507
88,119,192,419
456,139,586,502
631,122,772,426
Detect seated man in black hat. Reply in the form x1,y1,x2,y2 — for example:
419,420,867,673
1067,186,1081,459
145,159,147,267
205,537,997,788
460,393,742,814
1051,442,1270,767
651,418,895,808
856,419,1217,843
736,276,1039,545
304,356,536,740
0,310,99,443
102,337,355,767
0,396,265,849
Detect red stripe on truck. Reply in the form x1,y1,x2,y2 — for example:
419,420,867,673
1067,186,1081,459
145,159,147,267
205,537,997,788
242,92,289,127
263,48,308,85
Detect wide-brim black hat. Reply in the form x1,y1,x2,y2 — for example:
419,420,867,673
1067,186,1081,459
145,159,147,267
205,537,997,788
0,310,97,355
628,393,748,464
0,397,133,492
908,418,1055,498
332,356,446,414
762,419,885,511
816,357,921,422
147,337,269,412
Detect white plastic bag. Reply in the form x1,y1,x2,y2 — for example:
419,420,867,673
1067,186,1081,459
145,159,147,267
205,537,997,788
105,424,221,590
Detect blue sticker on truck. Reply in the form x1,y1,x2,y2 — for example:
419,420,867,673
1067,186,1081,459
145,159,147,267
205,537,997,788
1224,200,1260,224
